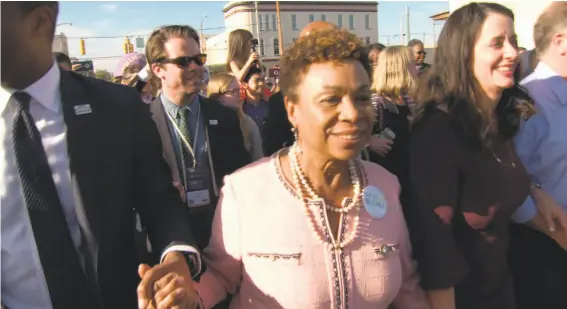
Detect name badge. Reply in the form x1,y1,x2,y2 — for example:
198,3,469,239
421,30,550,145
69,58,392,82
74,104,92,115
186,189,210,208
363,186,388,219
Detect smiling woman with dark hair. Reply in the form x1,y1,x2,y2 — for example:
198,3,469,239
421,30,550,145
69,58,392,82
408,3,539,309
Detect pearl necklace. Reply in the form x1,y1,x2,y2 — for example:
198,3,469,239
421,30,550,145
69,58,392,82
289,145,362,249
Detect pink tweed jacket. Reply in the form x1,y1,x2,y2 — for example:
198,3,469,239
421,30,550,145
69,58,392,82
195,154,429,309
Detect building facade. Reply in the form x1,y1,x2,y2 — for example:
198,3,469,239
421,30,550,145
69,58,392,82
206,1,378,67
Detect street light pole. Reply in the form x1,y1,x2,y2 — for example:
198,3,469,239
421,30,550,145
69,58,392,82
200,14,207,53
56,22,72,35
276,0,284,54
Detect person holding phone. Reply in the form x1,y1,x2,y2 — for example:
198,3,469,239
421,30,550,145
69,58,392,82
367,46,418,216
226,29,259,83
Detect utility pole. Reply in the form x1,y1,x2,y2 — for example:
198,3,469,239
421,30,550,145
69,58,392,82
422,32,426,44
400,17,405,45
432,20,436,48
406,6,411,42
200,14,207,53
254,0,263,66
376,3,380,45
276,0,284,54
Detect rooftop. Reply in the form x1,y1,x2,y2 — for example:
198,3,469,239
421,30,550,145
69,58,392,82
430,10,450,21
223,1,378,12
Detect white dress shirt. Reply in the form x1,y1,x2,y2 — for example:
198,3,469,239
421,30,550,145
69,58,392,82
0,64,91,309
1,63,201,309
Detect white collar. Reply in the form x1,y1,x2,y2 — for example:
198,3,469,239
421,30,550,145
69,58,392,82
0,61,61,116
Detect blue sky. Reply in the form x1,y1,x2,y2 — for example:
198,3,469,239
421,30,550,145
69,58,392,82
57,1,449,72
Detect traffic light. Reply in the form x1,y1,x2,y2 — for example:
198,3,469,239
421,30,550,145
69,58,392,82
79,39,86,55
128,42,134,53
124,37,131,54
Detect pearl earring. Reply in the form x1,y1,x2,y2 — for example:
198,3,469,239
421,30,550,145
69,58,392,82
291,127,298,142
291,127,301,153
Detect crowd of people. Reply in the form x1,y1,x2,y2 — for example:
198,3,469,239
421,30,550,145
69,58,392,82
1,1,567,309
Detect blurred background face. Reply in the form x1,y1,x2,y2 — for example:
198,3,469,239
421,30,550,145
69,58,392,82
473,12,519,100
154,36,203,96
368,48,382,70
411,43,426,65
287,60,374,161
218,78,242,109
244,73,264,95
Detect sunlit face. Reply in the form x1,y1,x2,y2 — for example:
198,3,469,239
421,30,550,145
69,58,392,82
152,37,203,96
411,43,426,65
243,73,264,95
286,60,374,161
472,12,519,100
218,79,242,109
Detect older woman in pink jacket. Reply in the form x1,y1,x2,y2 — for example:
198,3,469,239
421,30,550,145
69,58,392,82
152,28,429,309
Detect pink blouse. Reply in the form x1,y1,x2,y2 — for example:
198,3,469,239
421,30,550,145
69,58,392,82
195,154,429,309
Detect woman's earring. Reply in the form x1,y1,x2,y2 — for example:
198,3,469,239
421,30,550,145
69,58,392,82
292,127,298,142
291,127,301,153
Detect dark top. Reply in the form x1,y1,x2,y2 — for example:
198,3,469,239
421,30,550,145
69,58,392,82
408,108,531,309
263,91,294,156
368,94,412,212
58,71,198,309
243,99,270,141
417,63,432,77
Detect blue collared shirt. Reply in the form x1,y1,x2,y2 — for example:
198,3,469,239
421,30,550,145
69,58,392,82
512,62,567,223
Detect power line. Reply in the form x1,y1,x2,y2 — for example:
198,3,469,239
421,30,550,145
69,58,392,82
63,21,382,40
74,44,288,60
64,23,268,40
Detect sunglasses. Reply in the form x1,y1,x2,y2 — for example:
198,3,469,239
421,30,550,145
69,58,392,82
156,54,207,68
416,51,427,55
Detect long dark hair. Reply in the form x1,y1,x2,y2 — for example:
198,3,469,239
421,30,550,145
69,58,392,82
413,2,535,149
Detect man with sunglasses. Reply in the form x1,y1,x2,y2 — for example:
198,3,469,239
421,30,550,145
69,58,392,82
407,39,431,76
145,25,250,284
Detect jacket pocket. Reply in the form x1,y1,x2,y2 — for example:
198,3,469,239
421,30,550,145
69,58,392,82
246,251,301,265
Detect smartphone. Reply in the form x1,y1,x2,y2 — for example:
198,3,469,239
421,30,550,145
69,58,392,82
379,127,396,140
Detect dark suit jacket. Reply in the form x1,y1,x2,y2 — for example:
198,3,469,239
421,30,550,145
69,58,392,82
58,71,197,309
149,95,250,201
264,91,294,156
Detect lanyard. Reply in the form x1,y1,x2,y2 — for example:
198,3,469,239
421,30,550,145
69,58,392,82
166,106,201,169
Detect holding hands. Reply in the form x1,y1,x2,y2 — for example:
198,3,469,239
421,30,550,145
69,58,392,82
137,252,201,309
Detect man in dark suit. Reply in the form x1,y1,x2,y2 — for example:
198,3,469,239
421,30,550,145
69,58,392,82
1,2,201,309
146,25,250,251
